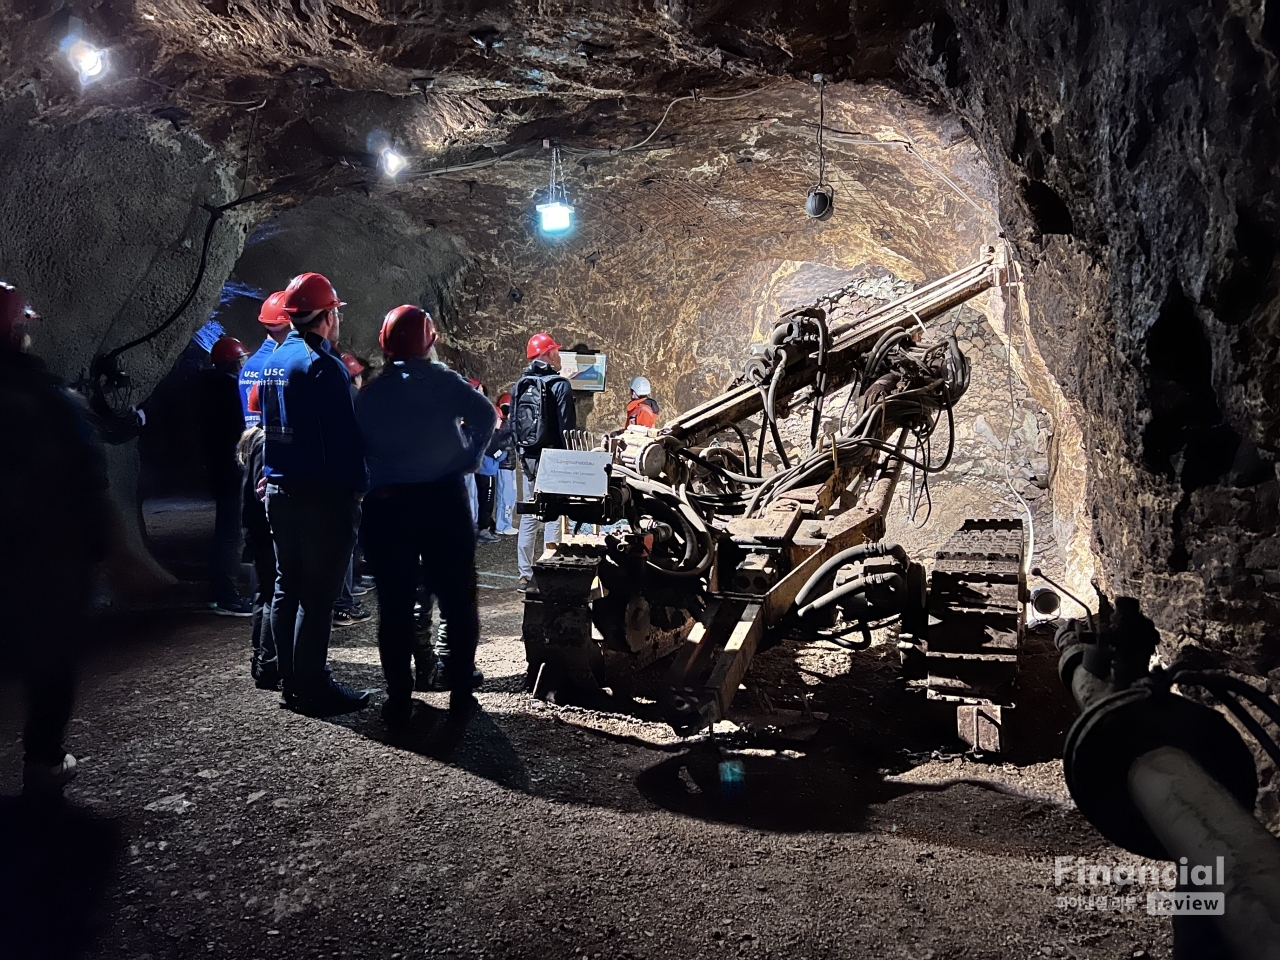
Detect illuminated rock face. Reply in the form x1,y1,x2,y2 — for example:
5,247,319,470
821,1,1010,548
1,1,1276,714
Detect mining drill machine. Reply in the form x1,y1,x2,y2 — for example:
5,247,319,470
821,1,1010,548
520,245,1025,752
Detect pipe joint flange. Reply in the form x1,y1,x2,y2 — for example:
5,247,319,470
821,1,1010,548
1063,685,1257,859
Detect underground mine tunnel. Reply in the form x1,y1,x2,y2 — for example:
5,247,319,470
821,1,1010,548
1,2,1279,958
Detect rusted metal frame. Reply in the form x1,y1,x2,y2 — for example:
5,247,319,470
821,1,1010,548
699,504,887,722
666,247,1004,447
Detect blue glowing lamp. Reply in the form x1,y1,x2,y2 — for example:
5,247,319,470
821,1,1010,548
536,200,574,233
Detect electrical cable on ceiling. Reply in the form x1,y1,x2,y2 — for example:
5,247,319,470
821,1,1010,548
136,75,268,108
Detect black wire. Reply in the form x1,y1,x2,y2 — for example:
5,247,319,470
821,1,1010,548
701,423,754,477
816,80,826,188
100,163,338,367
238,107,260,201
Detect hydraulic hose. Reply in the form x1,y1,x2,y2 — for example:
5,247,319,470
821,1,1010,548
793,541,908,611
796,571,904,621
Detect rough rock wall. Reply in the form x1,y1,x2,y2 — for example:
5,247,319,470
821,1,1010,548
212,192,471,362
0,98,247,591
0,98,246,390
907,2,1280,677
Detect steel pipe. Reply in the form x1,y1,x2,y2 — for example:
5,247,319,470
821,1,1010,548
1128,746,1280,960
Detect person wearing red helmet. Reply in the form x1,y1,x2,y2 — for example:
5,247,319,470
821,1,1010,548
198,337,255,617
239,290,292,430
1,282,116,795
356,304,496,723
511,331,577,589
492,390,518,535
261,272,372,717
341,352,369,386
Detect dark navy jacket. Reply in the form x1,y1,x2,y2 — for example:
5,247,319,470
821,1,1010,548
261,331,368,493
238,337,278,429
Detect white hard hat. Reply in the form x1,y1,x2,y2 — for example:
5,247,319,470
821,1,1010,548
630,375,651,396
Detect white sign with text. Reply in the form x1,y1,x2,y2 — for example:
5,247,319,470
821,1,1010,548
534,449,612,497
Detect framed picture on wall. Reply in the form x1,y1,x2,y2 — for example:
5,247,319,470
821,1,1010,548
560,352,607,391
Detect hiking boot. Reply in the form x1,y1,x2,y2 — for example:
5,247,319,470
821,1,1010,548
288,681,372,717
415,658,447,692
448,690,478,717
211,596,254,617
23,753,77,796
516,577,529,592
381,697,415,728
333,606,373,628
252,661,281,691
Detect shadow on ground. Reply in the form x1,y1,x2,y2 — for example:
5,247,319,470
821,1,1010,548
0,797,122,960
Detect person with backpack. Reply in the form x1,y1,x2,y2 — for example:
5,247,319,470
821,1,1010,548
511,332,577,590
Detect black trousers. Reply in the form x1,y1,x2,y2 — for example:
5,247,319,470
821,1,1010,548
266,481,360,696
476,474,495,532
243,498,277,676
11,566,87,764
364,477,479,699
210,468,244,604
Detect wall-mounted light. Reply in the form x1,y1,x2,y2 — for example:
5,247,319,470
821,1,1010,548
64,37,107,85
536,143,574,235
380,147,407,177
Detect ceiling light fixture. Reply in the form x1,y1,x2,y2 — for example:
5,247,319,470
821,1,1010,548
64,37,107,85
805,74,834,222
536,143,574,235
380,147,408,177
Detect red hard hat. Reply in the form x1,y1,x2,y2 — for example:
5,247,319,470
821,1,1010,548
340,353,366,378
379,304,437,360
258,290,291,328
0,282,38,347
282,272,345,321
526,332,562,360
211,336,249,365
467,377,483,391
496,390,511,407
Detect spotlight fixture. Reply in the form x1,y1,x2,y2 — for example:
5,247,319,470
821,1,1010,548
64,38,107,84
536,144,574,235
380,147,408,177
805,74,834,221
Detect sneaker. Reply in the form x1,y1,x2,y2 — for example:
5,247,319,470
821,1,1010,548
381,698,415,727
477,530,501,544
497,527,519,536
350,583,370,597
517,577,530,592
211,597,253,617
288,681,372,717
333,606,373,627
23,753,77,796
359,575,376,589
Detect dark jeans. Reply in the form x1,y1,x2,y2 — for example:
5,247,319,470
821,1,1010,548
266,481,360,696
364,477,479,699
12,571,87,764
243,500,277,676
476,474,496,532
210,469,244,604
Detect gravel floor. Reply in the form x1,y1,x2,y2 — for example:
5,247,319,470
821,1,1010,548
0,534,1174,960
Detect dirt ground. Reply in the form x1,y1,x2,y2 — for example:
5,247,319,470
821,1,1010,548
0,519,1176,960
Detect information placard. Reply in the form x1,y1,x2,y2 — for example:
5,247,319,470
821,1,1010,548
559,352,607,391
533,449,612,497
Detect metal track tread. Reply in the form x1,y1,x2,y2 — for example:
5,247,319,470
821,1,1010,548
926,519,1026,752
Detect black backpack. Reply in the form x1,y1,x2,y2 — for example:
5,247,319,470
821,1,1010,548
512,375,555,453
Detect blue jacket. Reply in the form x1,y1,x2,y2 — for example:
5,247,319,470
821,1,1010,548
356,359,497,490
261,331,368,493
238,337,278,429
